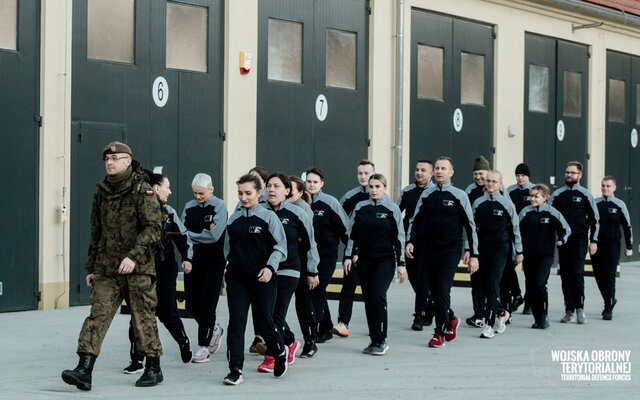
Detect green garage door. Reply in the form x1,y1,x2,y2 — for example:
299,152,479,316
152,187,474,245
0,0,40,312
605,50,640,259
70,0,224,305
524,34,589,188
410,9,494,186
257,0,369,196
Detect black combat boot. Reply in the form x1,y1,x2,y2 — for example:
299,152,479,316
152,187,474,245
135,356,163,387
61,353,96,391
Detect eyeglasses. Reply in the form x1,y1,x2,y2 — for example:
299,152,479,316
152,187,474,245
103,155,130,162
565,171,580,175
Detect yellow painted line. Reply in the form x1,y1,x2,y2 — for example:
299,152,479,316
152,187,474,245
327,283,362,295
454,273,471,282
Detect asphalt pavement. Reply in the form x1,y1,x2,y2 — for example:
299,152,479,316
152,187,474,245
1,262,639,400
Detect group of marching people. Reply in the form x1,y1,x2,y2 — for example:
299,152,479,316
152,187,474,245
62,140,632,391
401,156,632,348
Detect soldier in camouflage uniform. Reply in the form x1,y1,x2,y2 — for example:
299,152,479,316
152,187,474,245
62,141,164,391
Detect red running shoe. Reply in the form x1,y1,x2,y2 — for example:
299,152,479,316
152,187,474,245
428,332,446,348
257,356,274,373
445,315,460,342
287,340,300,365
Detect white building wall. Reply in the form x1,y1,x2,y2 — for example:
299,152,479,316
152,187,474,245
39,0,72,309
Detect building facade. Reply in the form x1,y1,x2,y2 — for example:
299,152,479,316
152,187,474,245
0,0,638,311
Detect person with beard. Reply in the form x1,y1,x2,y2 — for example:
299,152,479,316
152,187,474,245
397,160,435,330
406,157,478,349
550,161,599,324
464,155,490,328
62,141,164,390
505,163,535,315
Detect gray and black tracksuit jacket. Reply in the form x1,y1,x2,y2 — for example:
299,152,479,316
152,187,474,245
265,201,320,278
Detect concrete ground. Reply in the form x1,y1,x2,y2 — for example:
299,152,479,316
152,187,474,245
1,263,639,400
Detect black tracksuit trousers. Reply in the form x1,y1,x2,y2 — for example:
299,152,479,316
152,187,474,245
337,264,359,326
225,273,284,371
558,235,587,311
274,275,299,346
295,269,317,342
591,244,620,309
128,254,188,361
424,247,460,335
357,257,395,344
184,257,225,347
406,249,433,318
478,245,508,327
314,256,337,335
523,254,553,321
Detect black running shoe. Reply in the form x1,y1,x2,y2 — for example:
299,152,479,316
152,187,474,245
179,340,193,363
511,295,524,312
465,315,484,328
223,369,244,385
123,360,144,374
273,349,288,378
299,341,318,358
411,315,424,331
315,331,333,344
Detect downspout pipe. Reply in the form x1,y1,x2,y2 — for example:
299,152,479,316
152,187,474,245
538,0,640,29
394,0,404,200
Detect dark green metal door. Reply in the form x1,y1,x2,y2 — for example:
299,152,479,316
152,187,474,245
0,0,40,312
71,0,224,305
410,10,494,187
523,34,556,186
605,50,640,258
148,0,225,204
556,40,589,184
524,34,589,188
70,122,127,303
257,0,369,196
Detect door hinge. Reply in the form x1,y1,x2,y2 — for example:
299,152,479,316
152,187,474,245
78,133,82,143
35,290,41,301
367,5,372,15
366,138,371,147
586,153,590,160
219,131,226,141
492,30,497,40
35,115,43,127
491,146,496,154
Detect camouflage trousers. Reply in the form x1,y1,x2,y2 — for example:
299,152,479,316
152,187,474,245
77,273,163,357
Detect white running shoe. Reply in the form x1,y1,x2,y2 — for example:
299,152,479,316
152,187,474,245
192,346,210,363
480,325,495,339
495,310,510,334
208,324,225,354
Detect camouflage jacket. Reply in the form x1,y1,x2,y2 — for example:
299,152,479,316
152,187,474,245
84,168,163,276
